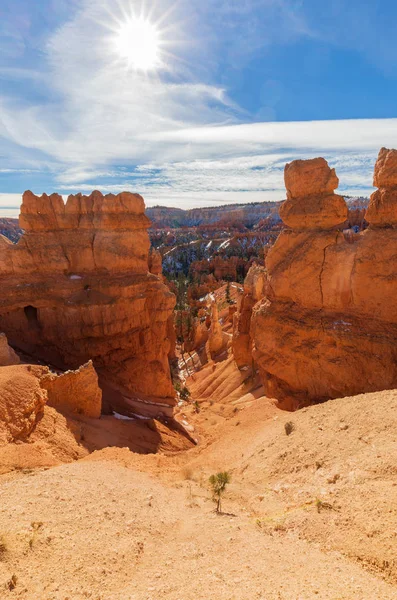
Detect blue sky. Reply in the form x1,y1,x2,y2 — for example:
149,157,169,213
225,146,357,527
1,0,397,214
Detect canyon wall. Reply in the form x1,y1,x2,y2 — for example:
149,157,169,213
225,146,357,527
0,191,176,415
251,149,397,409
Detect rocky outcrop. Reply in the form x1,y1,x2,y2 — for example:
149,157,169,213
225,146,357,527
212,256,238,281
207,299,227,358
280,158,348,230
148,247,163,276
366,148,397,227
186,318,209,352
0,364,47,444
252,151,397,409
232,264,267,368
40,361,102,418
0,191,176,416
0,333,20,366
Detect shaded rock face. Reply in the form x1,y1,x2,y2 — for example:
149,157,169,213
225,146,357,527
0,191,176,413
280,157,348,230
232,264,268,368
251,150,397,409
0,333,20,366
366,148,397,227
0,364,47,444
41,361,102,419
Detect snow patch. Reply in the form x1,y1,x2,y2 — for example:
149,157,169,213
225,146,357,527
218,239,231,250
113,412,135,421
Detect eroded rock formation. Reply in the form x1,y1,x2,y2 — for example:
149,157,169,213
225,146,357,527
0,332,20,366
0,364,47,444
252,150,397,409
280,157,347,230
207,298,227,358
0,191,176,415
232,264,267,368
366,147,397,227
41,360,102,418
148,247,163,277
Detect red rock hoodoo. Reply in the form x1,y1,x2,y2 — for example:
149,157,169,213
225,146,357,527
0,191,176,416
366,147,397,227
280,157,348,230
251,150,397,409
232,263,267,368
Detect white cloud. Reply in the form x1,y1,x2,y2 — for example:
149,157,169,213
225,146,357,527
0,0,390,210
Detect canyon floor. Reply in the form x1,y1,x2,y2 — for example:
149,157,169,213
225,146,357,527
1,355,397,600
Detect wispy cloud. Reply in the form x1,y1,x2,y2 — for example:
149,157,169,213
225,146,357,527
0,0,392,211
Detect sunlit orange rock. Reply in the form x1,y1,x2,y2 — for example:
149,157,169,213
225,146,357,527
40,361,102,419
372,147,397,188
207,299,226,358
0,191,176,416
232,264,268,368
148,247,163,277
0,364,47,444
252,152,397,409
366,148,397,227
280,157,347,230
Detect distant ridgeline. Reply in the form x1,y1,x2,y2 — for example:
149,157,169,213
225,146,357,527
145,201,283,229
0,196,369,242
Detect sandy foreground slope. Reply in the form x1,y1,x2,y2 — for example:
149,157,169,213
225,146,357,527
0,356,397,599
0,459,396,600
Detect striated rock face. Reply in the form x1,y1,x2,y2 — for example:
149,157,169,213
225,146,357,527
280,158,348,230
0,333,20,366
366,148,397,227
252,150,397,409
207,299,225,358
232,264,268,368
0,191,176,415
148,247,163,277
40,361,102,419
0,364,47,444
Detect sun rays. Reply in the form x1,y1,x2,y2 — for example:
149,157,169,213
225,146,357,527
113,16,160,71
101,0,184,75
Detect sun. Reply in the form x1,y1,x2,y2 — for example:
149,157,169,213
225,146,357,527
114,17,160,71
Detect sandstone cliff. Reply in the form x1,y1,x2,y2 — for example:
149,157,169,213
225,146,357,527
252,150,397,409
0,191,176,415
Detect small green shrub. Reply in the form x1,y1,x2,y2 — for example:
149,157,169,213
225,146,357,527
209,471,231,513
